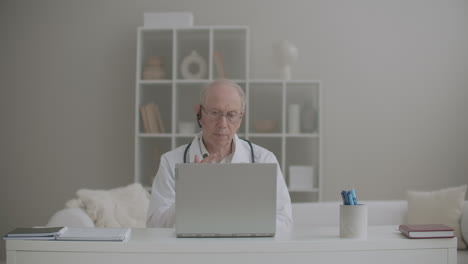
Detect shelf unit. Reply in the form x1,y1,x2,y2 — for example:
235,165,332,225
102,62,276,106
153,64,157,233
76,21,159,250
134,26,322,202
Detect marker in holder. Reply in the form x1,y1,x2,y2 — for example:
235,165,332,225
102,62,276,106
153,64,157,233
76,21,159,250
339,188,367,239
339,204,368,239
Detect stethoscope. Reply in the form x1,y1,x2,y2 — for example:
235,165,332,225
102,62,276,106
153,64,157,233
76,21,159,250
183,138,255,163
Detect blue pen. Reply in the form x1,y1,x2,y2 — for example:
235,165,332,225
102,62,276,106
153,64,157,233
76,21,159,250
341,190,348,205
347,191,355,205
350,189,358,205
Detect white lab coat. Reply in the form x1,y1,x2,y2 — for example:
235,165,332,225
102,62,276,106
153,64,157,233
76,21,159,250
146,133,293,230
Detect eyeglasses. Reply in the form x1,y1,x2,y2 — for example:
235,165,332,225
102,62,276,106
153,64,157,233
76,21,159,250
200,105,243,122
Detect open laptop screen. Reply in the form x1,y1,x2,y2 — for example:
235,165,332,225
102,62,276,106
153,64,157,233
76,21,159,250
175,163,277,237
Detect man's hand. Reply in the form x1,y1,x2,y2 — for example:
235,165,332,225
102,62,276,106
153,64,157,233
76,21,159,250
194,153,218,163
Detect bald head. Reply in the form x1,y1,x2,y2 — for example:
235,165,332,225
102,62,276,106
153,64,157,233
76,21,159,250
200,79,246,111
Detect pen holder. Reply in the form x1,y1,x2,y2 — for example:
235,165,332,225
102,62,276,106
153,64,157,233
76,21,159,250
339,204,368,239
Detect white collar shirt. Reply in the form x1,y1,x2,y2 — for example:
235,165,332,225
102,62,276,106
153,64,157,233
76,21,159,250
198,133,235,164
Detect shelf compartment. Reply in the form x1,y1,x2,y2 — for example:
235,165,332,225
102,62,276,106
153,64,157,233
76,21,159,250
285,137,319,192
248,82,283,134
140,29,173,81
176,29,210,81
139,84,172,134
212,28,248,80
286,82,320,134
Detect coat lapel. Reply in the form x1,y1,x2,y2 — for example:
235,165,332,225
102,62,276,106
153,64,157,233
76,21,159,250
187,134,202,163
231,135,252,163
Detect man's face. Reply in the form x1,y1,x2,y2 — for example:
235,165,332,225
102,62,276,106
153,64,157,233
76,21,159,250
199,84,243,147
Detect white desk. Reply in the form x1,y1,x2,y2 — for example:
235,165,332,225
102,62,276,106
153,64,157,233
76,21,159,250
6,226,457,264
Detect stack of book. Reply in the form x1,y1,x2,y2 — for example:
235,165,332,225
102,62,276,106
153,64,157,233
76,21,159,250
140,102,165,133
3,227,131,242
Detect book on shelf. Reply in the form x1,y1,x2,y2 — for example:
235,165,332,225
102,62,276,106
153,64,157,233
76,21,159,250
399,224,455,239
140,103,164,134
213,51,225,78
153,104,165,133
146,103,160,133
3,227,131,242
140,104,151,133
3,226,67,240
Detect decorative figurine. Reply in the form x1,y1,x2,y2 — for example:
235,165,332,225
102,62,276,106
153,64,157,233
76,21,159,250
142,56,166,80
180,50,207,80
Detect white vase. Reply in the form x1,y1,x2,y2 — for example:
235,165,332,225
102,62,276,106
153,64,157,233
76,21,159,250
180,50,207,80
277,40,298,80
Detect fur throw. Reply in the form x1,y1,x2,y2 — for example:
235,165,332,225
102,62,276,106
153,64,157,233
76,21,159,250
66,183,150,228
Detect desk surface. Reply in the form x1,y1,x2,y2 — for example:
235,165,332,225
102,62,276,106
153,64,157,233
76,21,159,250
6,225,456,253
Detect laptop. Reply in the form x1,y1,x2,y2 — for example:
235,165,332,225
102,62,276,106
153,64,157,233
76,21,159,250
175,163,277,238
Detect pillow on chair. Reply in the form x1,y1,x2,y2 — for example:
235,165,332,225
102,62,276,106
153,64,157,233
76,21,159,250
406,185,467,249
66,183,150,228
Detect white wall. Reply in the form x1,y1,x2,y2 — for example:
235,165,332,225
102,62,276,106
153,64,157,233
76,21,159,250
1,0,467,260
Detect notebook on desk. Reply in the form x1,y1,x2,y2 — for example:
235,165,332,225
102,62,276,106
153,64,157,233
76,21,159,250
175,163,277,238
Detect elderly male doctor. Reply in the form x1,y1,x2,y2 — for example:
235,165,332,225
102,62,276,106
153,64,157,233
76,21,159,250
146,79,293,230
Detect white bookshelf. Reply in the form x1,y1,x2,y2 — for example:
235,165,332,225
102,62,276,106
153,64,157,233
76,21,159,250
134,26,322,202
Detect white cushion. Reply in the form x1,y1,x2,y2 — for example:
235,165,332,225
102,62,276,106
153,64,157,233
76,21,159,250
66,183,150,228
47,208,94,228
406,185,467,249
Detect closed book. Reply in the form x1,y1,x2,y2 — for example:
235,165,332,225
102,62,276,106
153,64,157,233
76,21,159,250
140,104,151,133
3,236,57,240
153,104,165,133
57,227,131,242
399,224,455,239
146,103,160,133
3,226,67,239
213,51,225,78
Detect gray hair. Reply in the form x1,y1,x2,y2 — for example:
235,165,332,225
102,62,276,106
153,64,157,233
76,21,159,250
199,79,246,111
